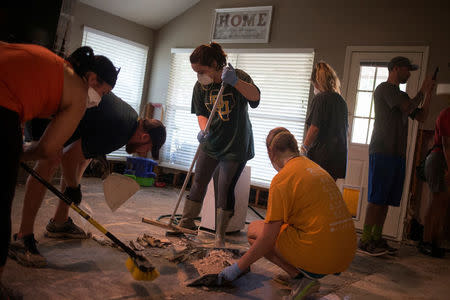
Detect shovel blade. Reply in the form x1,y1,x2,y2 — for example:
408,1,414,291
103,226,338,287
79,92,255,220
186,273,219,287
103,173,140,212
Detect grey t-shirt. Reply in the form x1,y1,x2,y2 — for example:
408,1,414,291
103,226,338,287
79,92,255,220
369,82,422,157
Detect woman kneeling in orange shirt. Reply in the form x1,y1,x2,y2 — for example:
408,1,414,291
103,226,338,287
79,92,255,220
218,127,357,299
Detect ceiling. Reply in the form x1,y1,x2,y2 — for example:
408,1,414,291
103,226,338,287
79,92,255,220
80,0,200,29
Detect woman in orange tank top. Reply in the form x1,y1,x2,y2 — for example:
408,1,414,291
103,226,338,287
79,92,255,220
0,42,119,284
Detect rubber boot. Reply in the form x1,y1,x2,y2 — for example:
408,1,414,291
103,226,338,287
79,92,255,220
214,208,233,248
179,199,202,230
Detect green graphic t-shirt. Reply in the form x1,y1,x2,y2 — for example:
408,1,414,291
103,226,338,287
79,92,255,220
191,69,260,162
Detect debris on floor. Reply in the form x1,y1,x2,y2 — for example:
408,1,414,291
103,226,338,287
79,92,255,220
172,240,189,252
135,233,171,248
91,234,124,251
129,240,145,251
143,233,171,248
168,247,206,263
191,249,235,277
136,236,149,248
186,273,220,287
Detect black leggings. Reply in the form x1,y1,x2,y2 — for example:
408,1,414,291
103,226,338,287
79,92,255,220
0,107,22,266
189,147,246,212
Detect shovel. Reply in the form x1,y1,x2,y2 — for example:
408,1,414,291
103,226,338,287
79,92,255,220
103,173,140,212
186,273,220,287
186,266,250,287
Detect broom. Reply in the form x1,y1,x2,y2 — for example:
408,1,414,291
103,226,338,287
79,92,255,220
20,162,159,281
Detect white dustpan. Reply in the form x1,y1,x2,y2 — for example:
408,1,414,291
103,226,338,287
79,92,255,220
103,173,140,212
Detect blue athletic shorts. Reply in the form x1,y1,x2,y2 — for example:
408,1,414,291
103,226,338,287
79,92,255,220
368,153,406,207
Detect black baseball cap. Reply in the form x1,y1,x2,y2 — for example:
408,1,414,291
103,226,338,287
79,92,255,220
388,56,418,71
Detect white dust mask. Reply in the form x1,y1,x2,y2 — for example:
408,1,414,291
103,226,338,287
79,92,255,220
86,87,102,108
197,73,213,85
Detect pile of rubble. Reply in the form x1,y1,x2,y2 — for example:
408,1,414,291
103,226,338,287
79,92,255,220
129,233,171,250
191,249,235,276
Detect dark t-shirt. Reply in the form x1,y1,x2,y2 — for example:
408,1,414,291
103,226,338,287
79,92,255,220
191,69,260,162
69,92,138,158
369,82,422,157
305,91,348,179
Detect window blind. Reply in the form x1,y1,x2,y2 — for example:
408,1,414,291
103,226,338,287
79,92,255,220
160,49,314,187
81,26,149,158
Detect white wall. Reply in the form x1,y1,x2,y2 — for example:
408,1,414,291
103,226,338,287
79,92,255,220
69,2,154,113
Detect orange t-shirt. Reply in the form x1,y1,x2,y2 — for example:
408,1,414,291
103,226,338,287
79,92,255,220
265,156,356,274
0,43,65,122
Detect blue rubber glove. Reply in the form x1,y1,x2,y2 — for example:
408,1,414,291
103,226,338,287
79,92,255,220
197,130,209,143
217,263,242,285
221,63,238,86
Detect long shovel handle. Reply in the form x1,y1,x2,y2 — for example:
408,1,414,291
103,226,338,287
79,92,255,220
168,83,226,225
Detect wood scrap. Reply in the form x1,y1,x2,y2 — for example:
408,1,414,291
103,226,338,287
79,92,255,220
129,240,145,251
168,251,190,263
136,236,149,248
91,234,124,252
143,233,165,248
137,234,171,248
168,247,205,263
159,238,170,244
172,240,188,252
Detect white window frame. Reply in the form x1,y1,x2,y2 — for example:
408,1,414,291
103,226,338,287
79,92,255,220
160,48,315,188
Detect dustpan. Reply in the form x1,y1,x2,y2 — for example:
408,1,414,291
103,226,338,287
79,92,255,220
103,173,140,212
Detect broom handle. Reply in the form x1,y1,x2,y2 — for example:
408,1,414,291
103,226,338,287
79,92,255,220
20,162,139,260
168,83,225,225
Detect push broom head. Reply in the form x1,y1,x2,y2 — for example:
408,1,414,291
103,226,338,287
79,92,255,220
125,254,159,281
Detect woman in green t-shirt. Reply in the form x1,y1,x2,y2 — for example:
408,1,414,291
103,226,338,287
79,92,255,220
179,42,260,247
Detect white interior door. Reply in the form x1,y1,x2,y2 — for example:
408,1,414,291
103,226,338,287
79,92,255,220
342,48,428,240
